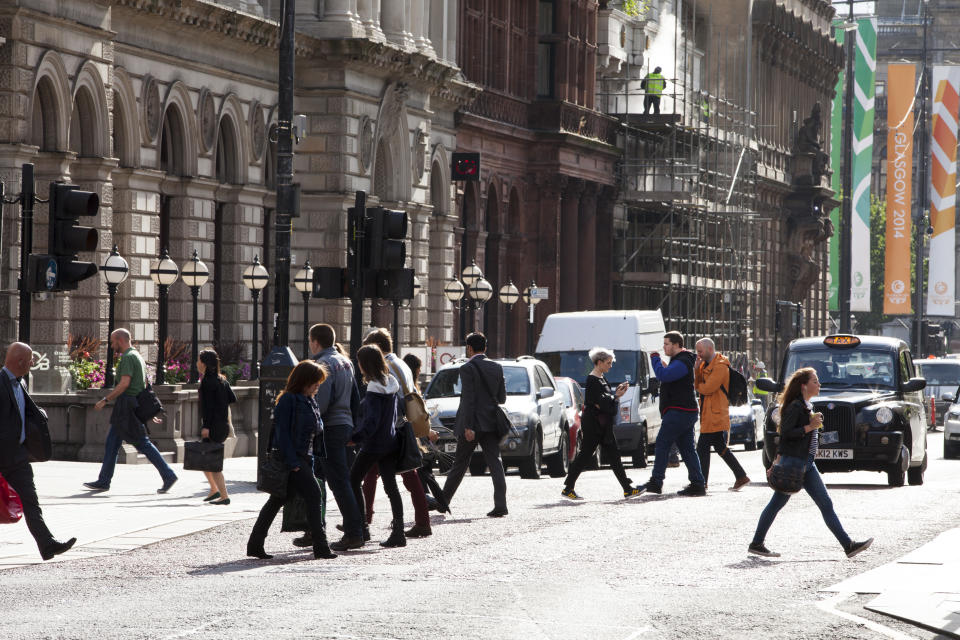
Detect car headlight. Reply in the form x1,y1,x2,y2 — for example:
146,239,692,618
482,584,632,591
507,412,528,428
770,407,780,426
875,406,894,425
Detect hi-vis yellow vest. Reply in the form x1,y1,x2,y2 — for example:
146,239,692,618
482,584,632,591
645,73,665,95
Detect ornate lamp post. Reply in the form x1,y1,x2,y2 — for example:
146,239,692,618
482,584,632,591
181,249,210,383
293,259,313,359
101,246,129,388
468,276,493,333
460,260,484,333
149,248,179,385
522,281,542,356
498,280,520,357
242,255,269,380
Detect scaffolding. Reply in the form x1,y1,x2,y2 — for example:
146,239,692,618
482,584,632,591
599,0,761,363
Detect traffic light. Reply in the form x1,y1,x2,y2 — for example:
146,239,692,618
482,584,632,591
48,182,99,290
363,206,407,271
451,152,480,181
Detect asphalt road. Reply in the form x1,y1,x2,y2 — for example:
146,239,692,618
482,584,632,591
4,434,960,640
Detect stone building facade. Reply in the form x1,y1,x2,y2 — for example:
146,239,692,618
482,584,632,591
0,0,472,387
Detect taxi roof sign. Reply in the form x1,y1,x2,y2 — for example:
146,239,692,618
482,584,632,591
823,335,861,347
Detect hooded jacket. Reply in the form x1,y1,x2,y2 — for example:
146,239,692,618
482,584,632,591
353,374,400,454
695,352,731,433
652,349,699,415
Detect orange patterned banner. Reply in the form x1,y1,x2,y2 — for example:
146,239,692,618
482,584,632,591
927,66,960,316
884,64,914,314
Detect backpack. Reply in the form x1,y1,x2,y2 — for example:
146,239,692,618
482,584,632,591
721,368,749,406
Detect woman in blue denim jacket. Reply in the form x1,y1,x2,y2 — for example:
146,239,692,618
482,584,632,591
748,367,872,559
247,360,336,560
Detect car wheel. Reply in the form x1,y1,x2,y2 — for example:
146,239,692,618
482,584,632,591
761,447,772,470
519,430,543,479
745,422,758,451
469,455,486,476
887,445,909,487
632,426,649,468
908,451,927,486
546,429,569,478
946,442,958,459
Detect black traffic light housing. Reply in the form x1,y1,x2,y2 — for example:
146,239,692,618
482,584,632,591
48,182,99,291
363,206,407,271
451,152,480,181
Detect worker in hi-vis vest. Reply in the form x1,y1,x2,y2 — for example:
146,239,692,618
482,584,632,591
642,66,666,115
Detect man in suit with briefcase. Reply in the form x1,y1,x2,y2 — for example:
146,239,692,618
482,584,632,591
441,332,509,517
0,342,76,560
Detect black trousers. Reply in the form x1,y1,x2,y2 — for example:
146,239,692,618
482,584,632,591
564,425,631,491
1,460,54,552
249,465,326,548
350,449,403,524
643,95,661,114
696,431,747,485
441,430,507,510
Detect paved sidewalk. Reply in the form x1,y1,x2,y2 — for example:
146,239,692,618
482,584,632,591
0,458,266,570
824,527,960,638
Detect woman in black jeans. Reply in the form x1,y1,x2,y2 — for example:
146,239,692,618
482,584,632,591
247,361,336,560
350,345,405,548
562,347,644,500
197,350,236,505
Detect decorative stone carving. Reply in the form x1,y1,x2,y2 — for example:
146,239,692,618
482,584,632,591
141,75,161,143
359,115,374,171
198,88,217,152
412,127,427,183
250,101,266,161
381,82,409,139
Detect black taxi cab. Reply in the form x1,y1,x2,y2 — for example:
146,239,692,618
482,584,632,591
756,335,928,487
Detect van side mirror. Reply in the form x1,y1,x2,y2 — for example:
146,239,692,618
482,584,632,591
902,377,926,393
755,378,778,392
942,392,957,403
646,378,660,396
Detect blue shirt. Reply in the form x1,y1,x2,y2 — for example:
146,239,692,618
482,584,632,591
3,367,25,443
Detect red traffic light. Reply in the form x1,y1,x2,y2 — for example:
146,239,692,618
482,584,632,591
451,152,480,181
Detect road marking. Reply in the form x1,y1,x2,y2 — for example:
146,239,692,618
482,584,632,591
817,592,921,640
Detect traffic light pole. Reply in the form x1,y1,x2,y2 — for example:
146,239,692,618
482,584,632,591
349,190,366,361
272,0,295,349
18,163,34,344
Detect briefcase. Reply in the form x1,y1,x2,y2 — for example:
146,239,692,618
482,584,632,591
183,440,225,472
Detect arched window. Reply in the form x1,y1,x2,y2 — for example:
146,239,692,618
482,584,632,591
31,78,59,151
215,118,239,185
158,107,185,177
69,87,98,157
430,160,446,215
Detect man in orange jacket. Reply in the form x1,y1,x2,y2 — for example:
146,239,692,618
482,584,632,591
694,338,750,491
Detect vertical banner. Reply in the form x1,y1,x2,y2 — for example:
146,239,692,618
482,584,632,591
926,66,960,316
828,22,844,311
850,17,877,312
883,64,915,314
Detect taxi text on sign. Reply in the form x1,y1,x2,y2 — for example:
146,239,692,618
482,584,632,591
883,64,914,315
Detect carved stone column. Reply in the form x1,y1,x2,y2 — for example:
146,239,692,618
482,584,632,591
578,182,599,310
411,0,435,56
534,174,565,321
428,212,456,345
381,0,415,49
358,0,386,42
595,186,616,309
560,179,584,312
314,0,365,38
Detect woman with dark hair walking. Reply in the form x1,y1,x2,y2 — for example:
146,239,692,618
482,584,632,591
247,360,336,560
351,345,406,548
748,367,873,558
197,349,236,504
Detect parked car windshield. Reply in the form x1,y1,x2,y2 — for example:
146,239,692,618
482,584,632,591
915,361,960,386
539,351,639,386
556,380,574,407
783,348,898,388
424,365,531,399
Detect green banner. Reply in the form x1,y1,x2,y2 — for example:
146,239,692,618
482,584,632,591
850,17,877,312
829,23,844,311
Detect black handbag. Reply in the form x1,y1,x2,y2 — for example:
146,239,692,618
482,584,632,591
134,383,164,424
257,407,296,496
469,360,513,439
281,480,325,532
395,421,424,473
768,455,805,494
183,440,224,472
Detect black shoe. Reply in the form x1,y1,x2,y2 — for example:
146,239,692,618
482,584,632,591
380,520,406,548
677,484,706,497
292,533,313,548
640,481,662,495
83,481,109,492
363,525,371,542
487,507,508,518
41,537,76,561
845,538,874,558
209,497,230,505
203,492,221,502
748,542,780,558
313,532,337,559
405,523,432,538
246,543,273,560
330,535,365,551
157,476,178,494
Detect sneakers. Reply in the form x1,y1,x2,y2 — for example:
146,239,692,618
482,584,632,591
83,481,109,492
157,476,178,494
748,542,780,558
623,485,646,499
729,476,751,492
677,484,706,497
639,481,663,494
561,488,584,501
845,538,874,558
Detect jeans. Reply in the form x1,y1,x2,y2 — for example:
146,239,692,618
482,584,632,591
350,449,403,525
315,425,363,538
752,455,852,548
651,410,704,486
696,430,747,485
441,430,507,511
249,464,327,548
96,424,177,486
565,425,632,491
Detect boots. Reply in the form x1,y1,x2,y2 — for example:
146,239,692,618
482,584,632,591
246,541,273,560
312,528,337,560
380,519,407,548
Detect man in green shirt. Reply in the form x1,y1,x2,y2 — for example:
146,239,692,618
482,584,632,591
83,329,177,493
642,66,666,115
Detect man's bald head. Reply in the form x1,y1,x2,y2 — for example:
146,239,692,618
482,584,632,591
695,337,716,363
4,342,33,377
111,328,131,352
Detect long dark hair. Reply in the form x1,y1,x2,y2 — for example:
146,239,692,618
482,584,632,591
199,349,222,380
357,345,387,386
779,367,816,423
276,360,327,404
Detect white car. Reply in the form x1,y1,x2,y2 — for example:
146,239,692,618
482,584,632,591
728,395,766,450
943,395,960,459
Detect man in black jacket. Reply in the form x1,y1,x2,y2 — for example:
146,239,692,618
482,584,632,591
441,332,508,517
0,342,75,560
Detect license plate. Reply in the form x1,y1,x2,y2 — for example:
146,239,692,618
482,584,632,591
816,448,852,459
444,443,457,453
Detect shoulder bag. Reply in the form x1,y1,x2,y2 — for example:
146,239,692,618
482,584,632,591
0,473,23,524
767,454,805,494
256,399,295,497
388,360,431,438
470,360,513,440
395,421,424,473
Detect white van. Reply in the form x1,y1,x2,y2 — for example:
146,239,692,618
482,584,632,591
535,310,665,467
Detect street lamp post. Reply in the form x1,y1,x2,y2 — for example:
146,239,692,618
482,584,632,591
461,260,483,333
242,255,269,380
149,248,180,385
293,260,313,359
101,246,129,388
468,276,493,333
181,249,211,383
444,277,466,339
522,281,542,355
498,280,520,357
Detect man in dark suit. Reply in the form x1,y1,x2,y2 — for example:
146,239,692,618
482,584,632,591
0,342,75,560
441,332,508,517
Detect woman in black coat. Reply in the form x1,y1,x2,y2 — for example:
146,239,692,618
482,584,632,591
197,350,236,505
561,347,643,500
748,367,873,559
